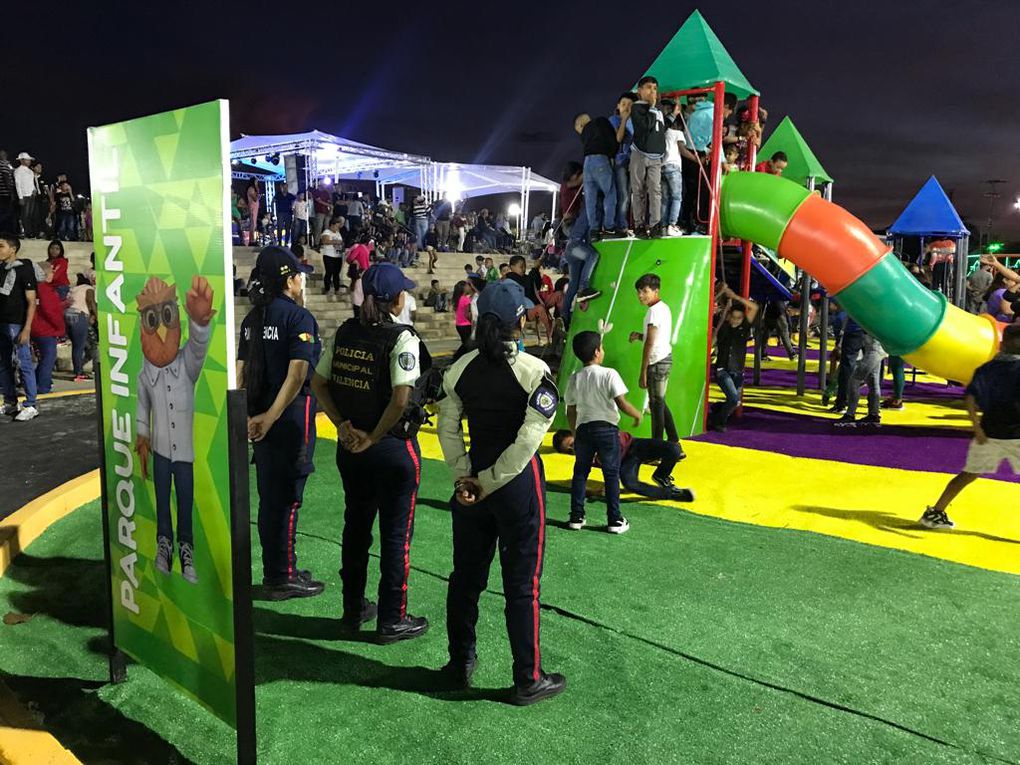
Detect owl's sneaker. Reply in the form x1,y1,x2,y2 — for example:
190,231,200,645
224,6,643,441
155,536,173,575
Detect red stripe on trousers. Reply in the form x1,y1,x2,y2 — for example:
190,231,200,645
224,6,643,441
402,440,421,619
303,395,311,445
529,456,545,681
287,502,298,578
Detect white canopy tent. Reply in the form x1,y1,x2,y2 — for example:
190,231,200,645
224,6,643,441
353,162,559,229
229,129,558,226
230,129,430,183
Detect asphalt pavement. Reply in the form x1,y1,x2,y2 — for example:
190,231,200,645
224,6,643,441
1,393,100,519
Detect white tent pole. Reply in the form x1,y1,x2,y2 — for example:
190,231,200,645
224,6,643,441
525,167,532,236
522,168,528,237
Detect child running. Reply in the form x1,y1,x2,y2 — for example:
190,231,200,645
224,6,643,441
565,331,643,534
921,324,1020,529
629,274,680,445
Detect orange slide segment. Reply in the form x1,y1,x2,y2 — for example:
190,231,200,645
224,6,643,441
776,194,890,294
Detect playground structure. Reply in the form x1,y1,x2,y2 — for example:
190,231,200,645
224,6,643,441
887,175,971,305
557,10,1002,437
721,172,1003,385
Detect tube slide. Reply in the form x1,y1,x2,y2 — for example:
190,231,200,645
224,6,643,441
720,172,1004,384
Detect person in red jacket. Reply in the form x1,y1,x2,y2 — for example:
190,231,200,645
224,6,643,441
46,240,70,300
32,261,66,394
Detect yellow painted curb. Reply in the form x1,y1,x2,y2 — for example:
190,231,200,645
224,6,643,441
0,472,101,765
0,471,101,577
37,389,94,401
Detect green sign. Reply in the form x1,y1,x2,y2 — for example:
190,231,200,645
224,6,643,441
89,100,241,725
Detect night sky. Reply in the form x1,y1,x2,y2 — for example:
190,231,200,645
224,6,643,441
8,1,1020,236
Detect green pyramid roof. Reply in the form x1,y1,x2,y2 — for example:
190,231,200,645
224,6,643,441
640,10,758,99
758,116,833,186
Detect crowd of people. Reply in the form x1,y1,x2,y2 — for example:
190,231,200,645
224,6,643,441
0,150,91,242
232,180,533,258
0,234,98,421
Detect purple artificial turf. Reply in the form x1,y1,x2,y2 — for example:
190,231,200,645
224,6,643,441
694,406,1020,485
747,366,964,401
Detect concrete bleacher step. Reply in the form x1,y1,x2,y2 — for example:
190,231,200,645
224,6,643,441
19,241,531,352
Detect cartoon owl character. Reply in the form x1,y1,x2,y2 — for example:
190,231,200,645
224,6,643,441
134,275,215,586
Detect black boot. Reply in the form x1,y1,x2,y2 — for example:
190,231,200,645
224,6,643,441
510,672,567,706
377,614,429,645
440,657,478,689
262,571,325,601
340,598,378,632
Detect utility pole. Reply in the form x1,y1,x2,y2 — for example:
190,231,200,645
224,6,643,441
983,178,1007,248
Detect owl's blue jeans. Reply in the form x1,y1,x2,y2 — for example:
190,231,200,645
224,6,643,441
153,454,194,546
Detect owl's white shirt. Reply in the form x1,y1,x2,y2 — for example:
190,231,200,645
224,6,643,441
135,319,211,463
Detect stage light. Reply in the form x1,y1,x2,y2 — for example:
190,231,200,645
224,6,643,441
1014,198,1020,211
322,176,333,186
987,241,1004,254
268,153,280,165
444,175,464,202
231,159,239,166
508,203,522,217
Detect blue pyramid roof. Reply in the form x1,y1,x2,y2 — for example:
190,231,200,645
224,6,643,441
888,176,969,238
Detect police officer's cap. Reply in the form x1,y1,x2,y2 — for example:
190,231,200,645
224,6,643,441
362,263,416,302
477,280,534,325
256,245,314,278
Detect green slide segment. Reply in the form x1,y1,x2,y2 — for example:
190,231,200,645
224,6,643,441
555,237,712,438
833,252,947,356
720,172,811,250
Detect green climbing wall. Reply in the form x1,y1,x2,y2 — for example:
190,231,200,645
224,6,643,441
556,236,713,438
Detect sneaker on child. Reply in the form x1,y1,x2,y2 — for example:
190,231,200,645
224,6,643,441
919,506,954,529
14,405,38,422
607,517,630,534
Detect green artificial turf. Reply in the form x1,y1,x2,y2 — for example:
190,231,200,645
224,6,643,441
2,444,1020,764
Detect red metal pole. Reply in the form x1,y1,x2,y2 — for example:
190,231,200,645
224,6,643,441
739,94,760,299
703,81,727,431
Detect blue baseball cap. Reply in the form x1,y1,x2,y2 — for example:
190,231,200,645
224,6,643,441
362,263,416,302
477,279,534,324
256,245,313,277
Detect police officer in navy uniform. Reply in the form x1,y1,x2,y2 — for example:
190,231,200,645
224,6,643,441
436,280,566,705
238,245,324,600
311,262,432,643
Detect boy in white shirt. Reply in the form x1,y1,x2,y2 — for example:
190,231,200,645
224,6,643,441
629,273,679,445
661,122,693,237
566,331,643,534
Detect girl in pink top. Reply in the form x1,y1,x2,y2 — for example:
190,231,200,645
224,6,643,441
346,239,371,274
452,279,476,347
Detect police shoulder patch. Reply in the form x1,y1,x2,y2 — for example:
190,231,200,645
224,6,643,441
529,377,559,419
398,351,417,371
